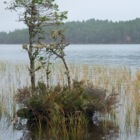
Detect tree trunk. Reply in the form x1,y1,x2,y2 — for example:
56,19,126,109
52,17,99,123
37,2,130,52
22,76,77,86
62,57,71,90
30,58,35,92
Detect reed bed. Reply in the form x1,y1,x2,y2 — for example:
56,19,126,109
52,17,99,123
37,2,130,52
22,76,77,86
0,60,140,139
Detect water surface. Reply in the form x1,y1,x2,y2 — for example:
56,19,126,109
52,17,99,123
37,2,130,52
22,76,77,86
0,44,140,70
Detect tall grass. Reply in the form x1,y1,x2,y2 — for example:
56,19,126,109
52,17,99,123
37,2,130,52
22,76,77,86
0,60,140,139
0,61,28,140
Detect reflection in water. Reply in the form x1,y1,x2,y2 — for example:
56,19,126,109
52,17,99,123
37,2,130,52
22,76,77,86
17,119,119,140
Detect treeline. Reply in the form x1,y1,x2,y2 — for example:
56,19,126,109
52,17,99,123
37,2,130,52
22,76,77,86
1,18,140,44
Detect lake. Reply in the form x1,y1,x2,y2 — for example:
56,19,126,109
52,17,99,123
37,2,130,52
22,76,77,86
0,44,140,140
0,44,140,70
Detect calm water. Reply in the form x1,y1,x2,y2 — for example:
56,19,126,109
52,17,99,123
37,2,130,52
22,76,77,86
0,44,140,70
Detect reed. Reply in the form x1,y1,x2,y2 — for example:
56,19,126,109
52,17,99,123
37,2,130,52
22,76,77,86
0,60,140,139
47,111,88,140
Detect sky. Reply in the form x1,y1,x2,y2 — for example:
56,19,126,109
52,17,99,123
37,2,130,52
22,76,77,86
0,0,140,32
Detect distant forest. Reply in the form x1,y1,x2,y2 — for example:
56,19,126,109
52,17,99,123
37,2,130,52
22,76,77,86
1,18,140,44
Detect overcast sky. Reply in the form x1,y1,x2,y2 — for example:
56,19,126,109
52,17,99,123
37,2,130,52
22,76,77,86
0,0,140,32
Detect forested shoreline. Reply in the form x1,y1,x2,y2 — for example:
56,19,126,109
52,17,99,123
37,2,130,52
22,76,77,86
1,18,140,44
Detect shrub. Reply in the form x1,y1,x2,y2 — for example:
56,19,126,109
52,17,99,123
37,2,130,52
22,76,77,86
16,81,118,122
15,80,119,139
